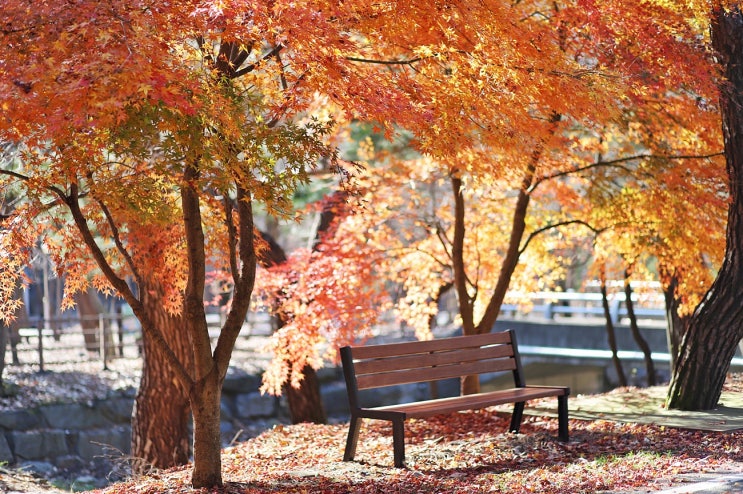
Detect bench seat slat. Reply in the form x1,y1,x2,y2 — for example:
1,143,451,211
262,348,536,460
356,357,516,389
366,386,568,418
350,332,512,360
353,344,514,376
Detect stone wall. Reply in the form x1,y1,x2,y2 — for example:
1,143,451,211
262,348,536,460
0,367,308,485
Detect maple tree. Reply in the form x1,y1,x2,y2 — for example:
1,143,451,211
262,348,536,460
255,182,391,398
667,3,743,410
252,187,389,424
0,0,427,487
332,9,723,394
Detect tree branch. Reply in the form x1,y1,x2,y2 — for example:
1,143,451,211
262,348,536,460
66,183,194,388
222,195,239,282
233,43,284,78
0,168,68,202
532,152,725,192
213,184,256,374
518,219,602,255
95,197,144,290
345,56,423,65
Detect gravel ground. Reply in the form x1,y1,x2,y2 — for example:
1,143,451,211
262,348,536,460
0,359,141,411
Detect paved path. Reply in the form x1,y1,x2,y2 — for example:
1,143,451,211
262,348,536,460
529,386,743,493
609,472,743,493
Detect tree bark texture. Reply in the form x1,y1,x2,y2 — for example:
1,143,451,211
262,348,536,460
190,369,223,488
667,7,743,410
130,282,192,471
284,364,326,424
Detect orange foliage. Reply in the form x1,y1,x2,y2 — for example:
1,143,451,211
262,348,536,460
0,0,731,483
256,190,392,395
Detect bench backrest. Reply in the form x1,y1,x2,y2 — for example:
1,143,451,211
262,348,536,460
341,330,526,406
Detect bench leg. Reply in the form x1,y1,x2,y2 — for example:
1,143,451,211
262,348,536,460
557,395,569,442
344,415,361,462
509,402,526,433
392,418,406,468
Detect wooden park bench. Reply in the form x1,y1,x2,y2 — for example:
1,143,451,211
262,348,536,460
340,330,570,467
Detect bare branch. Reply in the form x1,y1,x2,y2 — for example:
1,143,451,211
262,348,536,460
532,152,725,192
518,219,602,255
96,197,144,290
345,56,423,66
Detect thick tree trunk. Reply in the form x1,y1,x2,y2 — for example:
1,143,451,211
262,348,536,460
623,271,655,386
130,282,192,471
667,7,743,410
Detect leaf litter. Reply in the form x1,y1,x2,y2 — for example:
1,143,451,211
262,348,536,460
97,387,743,494
5,360,743,493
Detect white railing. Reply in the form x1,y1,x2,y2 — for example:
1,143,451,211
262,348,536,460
500,290,666,324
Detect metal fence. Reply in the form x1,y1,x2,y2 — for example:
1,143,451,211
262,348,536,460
500,290,666,323
10,310,276,372
7,291,667,372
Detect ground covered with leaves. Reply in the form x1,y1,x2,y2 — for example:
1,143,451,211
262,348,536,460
92,407,743,494
4,361,743,493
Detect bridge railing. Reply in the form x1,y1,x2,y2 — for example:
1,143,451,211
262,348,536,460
500,290,666,324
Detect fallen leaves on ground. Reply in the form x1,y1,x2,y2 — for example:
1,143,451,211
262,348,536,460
94,408,743,494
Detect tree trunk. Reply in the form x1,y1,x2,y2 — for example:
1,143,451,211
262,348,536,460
623,270,656,386
667,7,743,410
0,324,7,394
451,115,561,395
284,364,326,424
600,271,627,387
190,368,223,488
660,267,688,370
450,174,480,396
74,288,114,357
130,282,192,471
7,283,26,366
1,283,28,392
